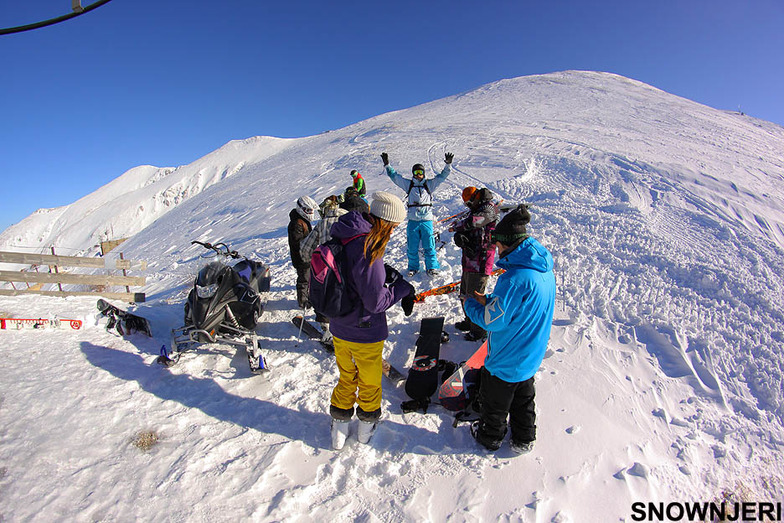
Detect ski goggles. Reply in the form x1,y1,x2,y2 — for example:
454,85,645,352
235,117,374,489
491,231,527,245
298,203,315,215
413,169,425,177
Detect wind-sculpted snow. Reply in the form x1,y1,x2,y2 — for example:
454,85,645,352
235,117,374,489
1,71,783,520
534,153,784,422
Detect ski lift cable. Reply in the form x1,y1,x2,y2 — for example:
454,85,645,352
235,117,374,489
0,0,114,36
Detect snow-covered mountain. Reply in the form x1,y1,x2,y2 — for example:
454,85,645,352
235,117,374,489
1,71,783,521
0,135,295,254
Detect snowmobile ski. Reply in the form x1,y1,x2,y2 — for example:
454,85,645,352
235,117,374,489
0,317,82,330
97,299,152,336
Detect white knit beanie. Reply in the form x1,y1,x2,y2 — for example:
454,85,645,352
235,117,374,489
370,191,406,223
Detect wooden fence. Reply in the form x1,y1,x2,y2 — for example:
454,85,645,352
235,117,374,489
0,250,147,302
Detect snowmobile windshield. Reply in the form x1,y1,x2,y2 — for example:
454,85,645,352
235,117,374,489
195,262,226,298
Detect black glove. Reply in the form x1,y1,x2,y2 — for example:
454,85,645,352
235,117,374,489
396,279,415,316
384,263,402,285
445,152,454,164
401,294,415,316
381,152,389,166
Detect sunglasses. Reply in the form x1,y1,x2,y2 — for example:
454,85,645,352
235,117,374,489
413,170,425,176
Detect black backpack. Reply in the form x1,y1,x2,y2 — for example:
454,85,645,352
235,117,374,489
407,179,432,207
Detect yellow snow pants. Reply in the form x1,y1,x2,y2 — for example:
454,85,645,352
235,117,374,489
330,336,384,414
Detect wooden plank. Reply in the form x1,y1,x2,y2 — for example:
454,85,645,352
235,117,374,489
100,239,127,256
0,270,145,287
0,289,145,302
0,251,147,271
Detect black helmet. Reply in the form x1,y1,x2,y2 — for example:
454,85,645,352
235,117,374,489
412,163,425,175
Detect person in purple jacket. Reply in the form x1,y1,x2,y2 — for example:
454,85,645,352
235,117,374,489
328,191,416,450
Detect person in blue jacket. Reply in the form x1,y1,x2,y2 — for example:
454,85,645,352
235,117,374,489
380,151,453,276
462,204,556,454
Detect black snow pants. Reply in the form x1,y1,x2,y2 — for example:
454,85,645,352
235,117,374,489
295,264,310,309
476,367,536,449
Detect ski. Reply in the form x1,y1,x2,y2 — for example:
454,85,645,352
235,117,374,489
155,336,269,374
247,339,269,375
436,209,469,224
413,268,505,303
97,299,152,337
291,315,334,352
0,317,82,330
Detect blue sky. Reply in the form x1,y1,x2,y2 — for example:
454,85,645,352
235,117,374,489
2,0,783,233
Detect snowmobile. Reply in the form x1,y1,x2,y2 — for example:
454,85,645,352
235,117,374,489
161,240,271,374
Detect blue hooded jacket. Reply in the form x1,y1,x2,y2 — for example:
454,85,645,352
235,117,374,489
464,237,556,383
328,211,412,344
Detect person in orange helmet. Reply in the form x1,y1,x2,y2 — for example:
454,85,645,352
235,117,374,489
449,187,500,341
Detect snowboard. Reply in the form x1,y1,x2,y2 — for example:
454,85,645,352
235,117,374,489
413,268,505,303
1,317,82,330
97,299,152,337
404,317,446,404
438,340,488,412
382,359,406,385
292,315,333,352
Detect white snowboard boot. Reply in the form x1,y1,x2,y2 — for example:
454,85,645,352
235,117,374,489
331,419,350,450
357,420,377,444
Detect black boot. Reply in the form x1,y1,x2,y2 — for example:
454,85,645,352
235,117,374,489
455,319,471,331
464,330,487,342
470,420,503,451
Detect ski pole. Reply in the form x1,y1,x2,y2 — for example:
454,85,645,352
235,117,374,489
297,306,307,342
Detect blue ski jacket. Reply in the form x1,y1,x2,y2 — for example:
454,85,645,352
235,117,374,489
385,164,451,222
464,237,556,383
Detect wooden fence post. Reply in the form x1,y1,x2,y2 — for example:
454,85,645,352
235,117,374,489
51,246,63,292
120,252,130,293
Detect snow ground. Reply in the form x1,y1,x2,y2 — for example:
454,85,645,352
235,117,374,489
1,71,783,521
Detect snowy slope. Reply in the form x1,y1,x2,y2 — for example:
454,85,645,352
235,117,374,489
0,136,295,255
1,71,783,522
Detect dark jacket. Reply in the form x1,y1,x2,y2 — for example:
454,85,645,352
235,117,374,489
287,209,312,269
453,189,499,274
328,211,412,343
340,194,370,214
